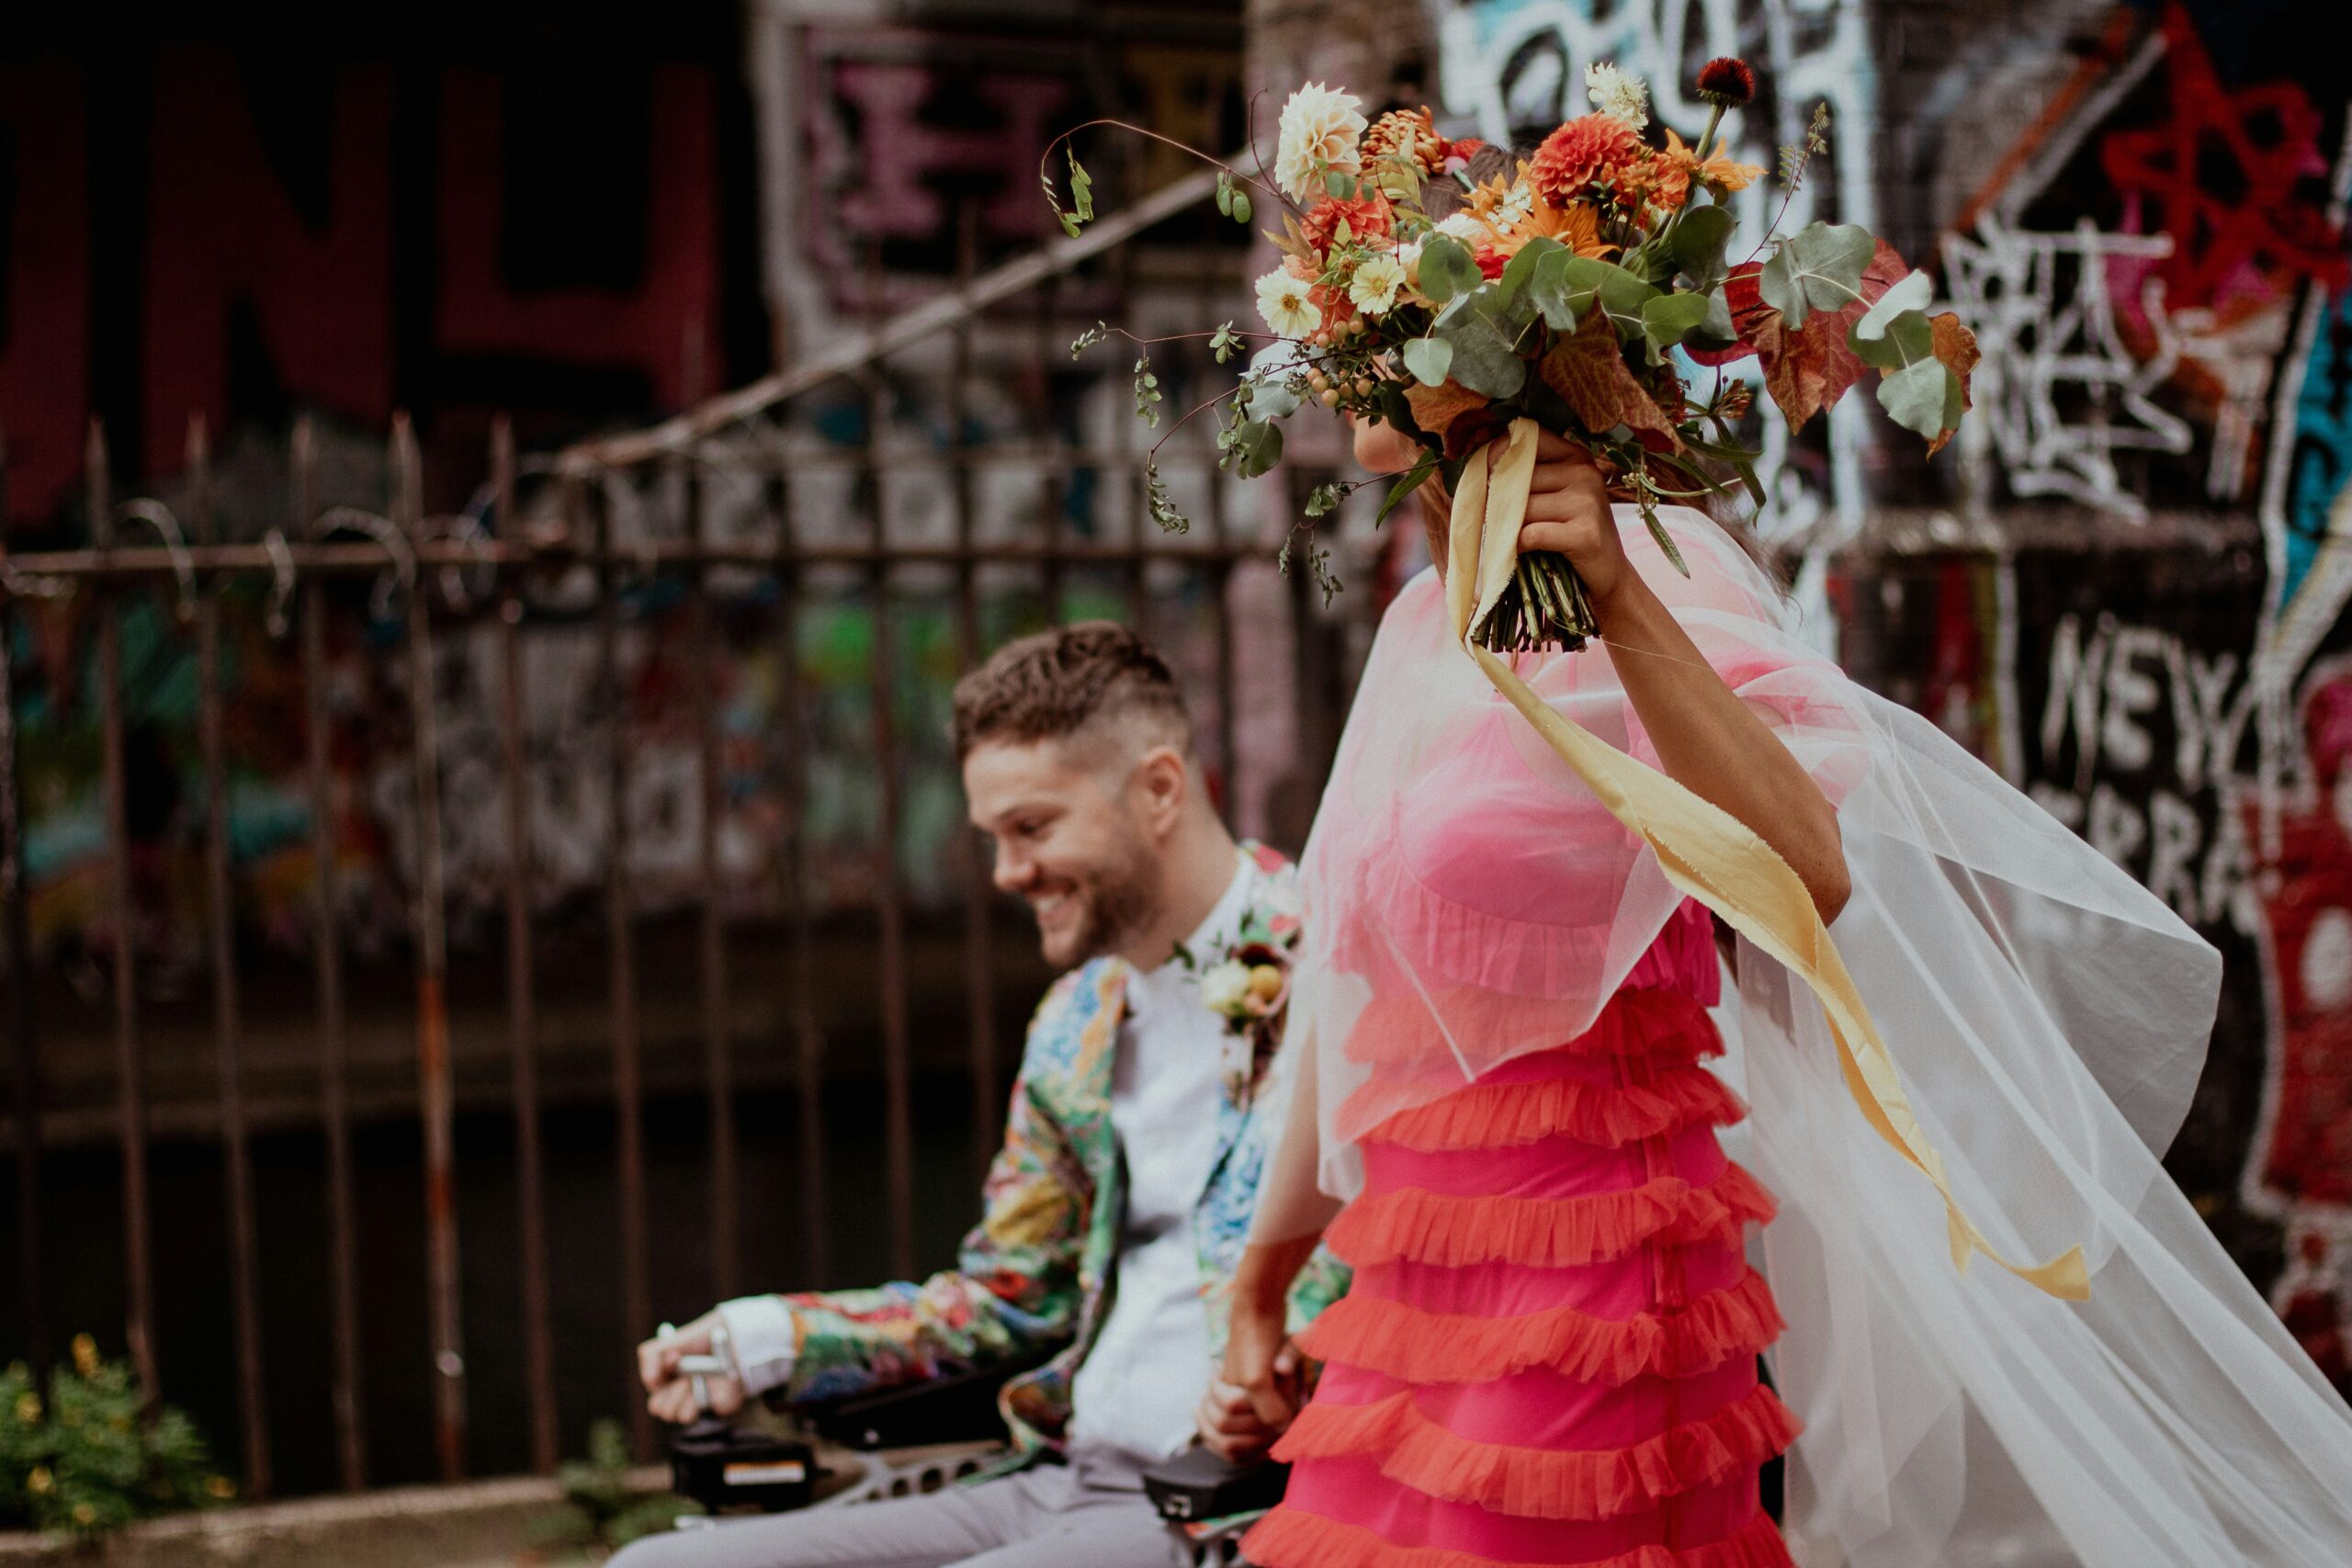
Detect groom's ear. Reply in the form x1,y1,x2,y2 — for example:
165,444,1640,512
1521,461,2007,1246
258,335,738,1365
1128,741,1191,838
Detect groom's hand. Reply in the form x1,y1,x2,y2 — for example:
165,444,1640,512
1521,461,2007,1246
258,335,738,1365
1195,1354,1300,1463
637,1312,746,1424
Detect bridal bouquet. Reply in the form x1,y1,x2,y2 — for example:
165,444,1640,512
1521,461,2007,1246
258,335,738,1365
1046,57,1978,651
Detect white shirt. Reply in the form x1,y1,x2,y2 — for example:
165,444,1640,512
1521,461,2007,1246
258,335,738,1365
1066,851,1256,1467
717,851,1261,1465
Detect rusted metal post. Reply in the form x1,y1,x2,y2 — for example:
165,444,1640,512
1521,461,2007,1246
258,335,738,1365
295,418,368,1489
771,468,828,1285
596,478,655,1459
89,420,159,1406
189,416,271,1496
0,440,50,1403
495,420,560,1476
860,255,915,1280
395,414,467,1482
947,205,1000,1182
686,451,741,1300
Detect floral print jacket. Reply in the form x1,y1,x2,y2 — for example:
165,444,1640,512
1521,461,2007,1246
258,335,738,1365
767,842,1348,1456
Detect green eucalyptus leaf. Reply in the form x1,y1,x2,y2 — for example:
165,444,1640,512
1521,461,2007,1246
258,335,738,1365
1527,246,1581,331
1435,312,1525,399
1496,236,1563,307
1847,308,1935,372
1418,236,1482,306
1666,206,1737,290
1232,419,1285,479
1852,270,1932,342
1401,336,1454,387
1243,377,1300,423
1560,256,1660,340
1876,358,1952,441
1326,170,1355,199
1757,221,1875,328
1687,288,1738,351
1638,293,1713,357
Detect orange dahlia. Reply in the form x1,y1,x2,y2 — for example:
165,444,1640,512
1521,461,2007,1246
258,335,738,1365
1529,113,1643,206
1300,192,1394,256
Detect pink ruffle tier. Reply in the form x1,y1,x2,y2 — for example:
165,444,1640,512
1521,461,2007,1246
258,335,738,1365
1250,902,1797,1568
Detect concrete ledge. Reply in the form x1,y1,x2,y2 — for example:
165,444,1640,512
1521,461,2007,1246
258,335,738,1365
0,1466,667,1568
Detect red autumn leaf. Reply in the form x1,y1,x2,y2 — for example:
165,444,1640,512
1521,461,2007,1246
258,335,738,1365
1747,241,1911,433
1684,261,1767,368
1925,311,1980,457
1537,312,1681,453
1405,379,1511,460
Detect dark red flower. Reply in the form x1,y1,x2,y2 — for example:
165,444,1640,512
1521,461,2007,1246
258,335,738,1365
1529,114,1643,207
1696,57,1757,107
1475,248,1507,280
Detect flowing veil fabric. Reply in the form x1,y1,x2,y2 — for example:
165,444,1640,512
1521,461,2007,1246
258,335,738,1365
1291,502,2352,1565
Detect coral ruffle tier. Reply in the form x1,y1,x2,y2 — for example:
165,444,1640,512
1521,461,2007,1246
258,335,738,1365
1248,904,1797,1568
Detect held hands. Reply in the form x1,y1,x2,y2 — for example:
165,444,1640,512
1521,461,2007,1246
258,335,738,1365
636,1311,746,1425
1197,1297,1306,1462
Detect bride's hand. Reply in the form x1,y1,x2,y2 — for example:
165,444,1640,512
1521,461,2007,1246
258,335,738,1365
1517,431,1634,610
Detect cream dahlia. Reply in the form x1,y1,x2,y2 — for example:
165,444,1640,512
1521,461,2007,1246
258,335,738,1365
1274,83,1369,206
1347,254,1408,314
1585,62,1649,130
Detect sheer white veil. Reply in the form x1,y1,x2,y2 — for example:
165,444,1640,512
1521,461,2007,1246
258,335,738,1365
1295,505,2352,1565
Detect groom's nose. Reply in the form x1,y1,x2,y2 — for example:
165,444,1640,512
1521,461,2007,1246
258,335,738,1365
991,841,1032,895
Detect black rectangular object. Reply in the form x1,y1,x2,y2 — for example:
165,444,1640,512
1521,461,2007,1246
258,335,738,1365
1140,1449,1290,1522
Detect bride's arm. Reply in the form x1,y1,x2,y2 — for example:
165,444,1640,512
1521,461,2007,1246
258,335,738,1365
1519,430,1850,923
1220,1031,1340,1427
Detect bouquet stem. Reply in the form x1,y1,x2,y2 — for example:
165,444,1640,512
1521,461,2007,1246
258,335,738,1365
1476,552,1598,653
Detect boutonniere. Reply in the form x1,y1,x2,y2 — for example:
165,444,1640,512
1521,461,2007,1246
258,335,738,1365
1184,908,1301,1039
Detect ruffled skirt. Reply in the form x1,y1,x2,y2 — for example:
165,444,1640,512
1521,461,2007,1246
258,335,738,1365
1245,987,1797,1568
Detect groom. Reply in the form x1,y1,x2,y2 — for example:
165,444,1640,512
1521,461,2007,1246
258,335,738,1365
617,621,1346,1568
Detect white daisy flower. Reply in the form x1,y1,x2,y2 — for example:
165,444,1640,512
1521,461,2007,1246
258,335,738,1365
1586,62,1649,130
1348,254,1408,315
1255,267,1322,339
1494,180,1536,229
1274,82,1368,206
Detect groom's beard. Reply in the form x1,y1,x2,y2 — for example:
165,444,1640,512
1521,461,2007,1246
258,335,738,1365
1033,835,1160,969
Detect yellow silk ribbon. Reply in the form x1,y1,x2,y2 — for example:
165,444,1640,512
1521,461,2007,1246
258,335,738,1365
1450,419,2088,1302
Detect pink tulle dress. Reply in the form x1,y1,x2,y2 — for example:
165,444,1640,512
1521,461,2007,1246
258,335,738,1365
1245,897,1797,1568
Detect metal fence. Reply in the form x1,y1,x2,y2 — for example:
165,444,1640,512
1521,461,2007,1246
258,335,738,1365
0,205,1370,1497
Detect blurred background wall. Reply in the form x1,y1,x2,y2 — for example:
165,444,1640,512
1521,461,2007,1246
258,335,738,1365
0,0,2346,1506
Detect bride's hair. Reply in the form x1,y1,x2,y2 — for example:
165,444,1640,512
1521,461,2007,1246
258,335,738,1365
1415,144,1784,590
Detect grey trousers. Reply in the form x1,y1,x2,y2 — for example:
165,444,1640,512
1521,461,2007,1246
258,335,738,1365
605,1461,1193,1568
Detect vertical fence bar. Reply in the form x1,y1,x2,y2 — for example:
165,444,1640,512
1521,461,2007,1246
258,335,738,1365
0,443,50,1403
295,419,368,1489
396,415,467,1482
862,254,915,1279
495,422,560,1476
687,452,740,1300
1114,241,1146,626
771,467,828,1285
1033,276,1066,618
190,416,271,1496
948,209,999,1183
89,421,159,1405
597,477,655,1458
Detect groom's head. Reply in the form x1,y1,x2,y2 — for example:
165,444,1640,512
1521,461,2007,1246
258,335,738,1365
955,622,1203,968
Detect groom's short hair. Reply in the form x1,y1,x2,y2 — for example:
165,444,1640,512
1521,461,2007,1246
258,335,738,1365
952,621,1192,762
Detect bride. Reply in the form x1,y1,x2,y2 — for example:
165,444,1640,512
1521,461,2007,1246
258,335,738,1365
1216,423,2352,1566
